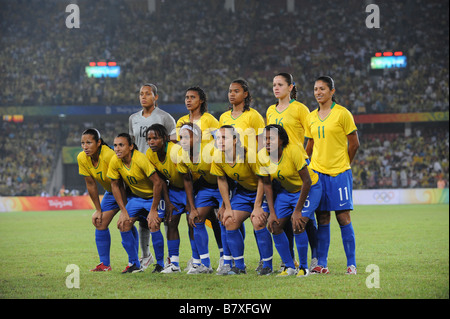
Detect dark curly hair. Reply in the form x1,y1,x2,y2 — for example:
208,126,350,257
185,86,208,114
264,124,289,148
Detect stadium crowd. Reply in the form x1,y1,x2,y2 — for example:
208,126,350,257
353,126,449,189
0,121,59,196
0,0,448,114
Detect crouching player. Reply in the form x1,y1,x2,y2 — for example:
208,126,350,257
258,125,322,277
107,133,164,273
146,124,187,273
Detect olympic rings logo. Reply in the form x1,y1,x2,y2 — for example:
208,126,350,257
373,191,395,203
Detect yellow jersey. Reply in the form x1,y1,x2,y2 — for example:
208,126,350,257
210,149,259,192
107,150,156,199
146,142,185,189
257,143,319,193
176,112,219,142
266,99,310,148
77,145,115,193
177,141,218,185
219,107,265,153
305,102,357,176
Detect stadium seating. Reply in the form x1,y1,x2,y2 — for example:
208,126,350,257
0,0,448,114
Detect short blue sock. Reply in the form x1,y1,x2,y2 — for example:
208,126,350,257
151,230,165,267
226,229,245,270
194,223,210,267
340,223,356,267
167,239,180,267
254,228,273,270
317,223,330,267
121,230,140,267
220,223,232,266
294,232,309,269
273,232,295,269
95,229,111,266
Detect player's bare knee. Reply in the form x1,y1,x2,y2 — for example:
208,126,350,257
316,211,331,225
251,218,265,231
336,210,351,226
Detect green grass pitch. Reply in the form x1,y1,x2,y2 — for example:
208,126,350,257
0,204,448,299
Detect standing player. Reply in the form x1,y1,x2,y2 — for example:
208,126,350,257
78,128,123,271
267,73,310,148
128,83,177,270
176,86,220,141
219,79,265,154
219,79,267,270
107,133,165,273
257,125,322,277
266,72,318,270
211,125,273,275
145,124,185,273
176,87,223,271
305,76,360,275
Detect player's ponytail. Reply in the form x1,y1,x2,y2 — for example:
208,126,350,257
276,73,297,100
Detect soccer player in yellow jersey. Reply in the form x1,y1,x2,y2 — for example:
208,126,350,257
146,124,186,273
257,125,322,277
305,76,360,275
176,87,224,270
266,73,317,271
176,87,220,142
177,123,221,274
211,125,272,275
107,133,164,274
267,73,311,149
219,79,265,155
78,128,122,272
220,79,266,270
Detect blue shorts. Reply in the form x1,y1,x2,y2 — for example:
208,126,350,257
125,195,154,221
231,185,269,214
316,169,353,211
157,187,187,219
100,191,119,212
274,180,322,220
101,191,133,212
194,186,222,209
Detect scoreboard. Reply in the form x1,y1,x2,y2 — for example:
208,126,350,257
85,61,120,78
371,52,407,69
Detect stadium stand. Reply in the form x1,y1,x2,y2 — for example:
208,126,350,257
0,0,448,113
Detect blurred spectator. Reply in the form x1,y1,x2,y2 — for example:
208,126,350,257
352,126,449,189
